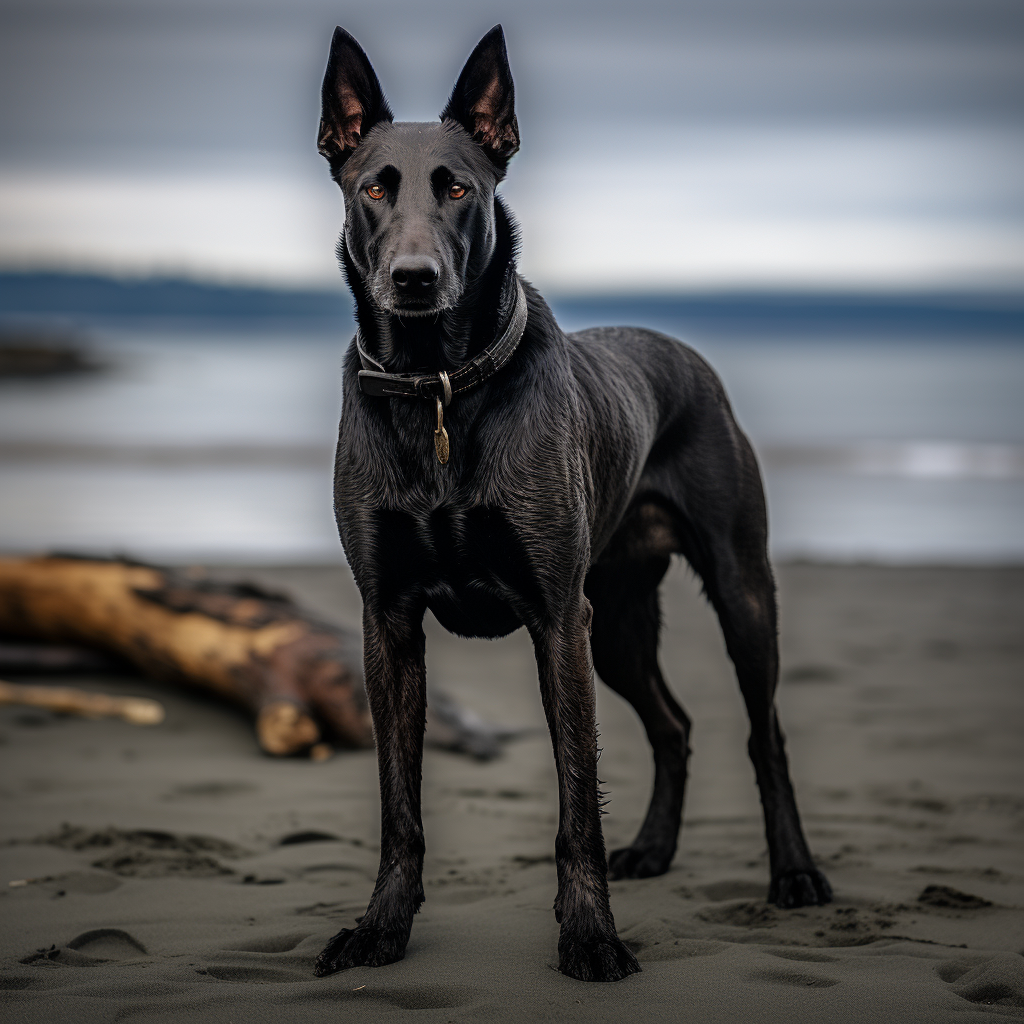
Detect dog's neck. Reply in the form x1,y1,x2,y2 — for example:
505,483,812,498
368,288,488,374
343,200,518,375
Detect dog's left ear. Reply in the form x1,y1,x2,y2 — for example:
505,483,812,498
441,25,520,175
318,27,394,171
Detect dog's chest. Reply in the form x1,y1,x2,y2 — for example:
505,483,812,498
363,504,544,638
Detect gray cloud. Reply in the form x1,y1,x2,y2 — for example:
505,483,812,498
1,0,1021,287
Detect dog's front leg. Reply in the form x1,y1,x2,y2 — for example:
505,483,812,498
315,599,427,975
534,595,641,982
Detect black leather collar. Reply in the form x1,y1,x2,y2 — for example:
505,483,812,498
355,275,528,404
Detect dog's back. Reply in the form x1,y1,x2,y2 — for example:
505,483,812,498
516,317,760,567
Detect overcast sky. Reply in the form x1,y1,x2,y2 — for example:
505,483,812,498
1,0,1021,289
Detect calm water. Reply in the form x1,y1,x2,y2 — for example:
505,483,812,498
1,319,1022,564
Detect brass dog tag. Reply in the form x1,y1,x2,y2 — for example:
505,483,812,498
434,398,450,465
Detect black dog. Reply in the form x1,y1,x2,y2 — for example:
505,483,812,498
314,25,832,983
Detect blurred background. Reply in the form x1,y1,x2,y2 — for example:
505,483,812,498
1,0,1022,564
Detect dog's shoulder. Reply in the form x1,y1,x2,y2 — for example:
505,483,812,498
515,289,713,395
566,324,703,368
563,324,726,410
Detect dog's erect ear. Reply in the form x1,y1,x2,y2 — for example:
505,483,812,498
318,28,393,169
441,25,520,173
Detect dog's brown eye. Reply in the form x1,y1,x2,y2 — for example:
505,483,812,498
366,184,386,200
449,183,466,200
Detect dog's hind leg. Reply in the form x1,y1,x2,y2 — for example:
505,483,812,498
315,598,428,975
703,548,831,907
674,439,832,909
585,556,691,880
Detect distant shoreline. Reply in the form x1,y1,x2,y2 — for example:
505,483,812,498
2,270,1023,336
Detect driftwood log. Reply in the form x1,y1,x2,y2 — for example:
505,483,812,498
0,679,164,725
0,556,512,759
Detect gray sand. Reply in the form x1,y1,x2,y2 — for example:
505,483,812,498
2,563,1023,1022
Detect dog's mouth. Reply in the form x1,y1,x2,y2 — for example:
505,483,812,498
389,303,448,318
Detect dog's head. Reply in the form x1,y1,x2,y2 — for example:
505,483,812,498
318,26,519,318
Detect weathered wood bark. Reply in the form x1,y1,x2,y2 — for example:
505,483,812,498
0,556,372,755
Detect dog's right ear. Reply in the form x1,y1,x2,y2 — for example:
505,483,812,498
318,28,393,171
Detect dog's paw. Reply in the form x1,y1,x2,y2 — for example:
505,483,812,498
607,844,673,880
770,868,833,909
313,924,408,976
558,935,641,983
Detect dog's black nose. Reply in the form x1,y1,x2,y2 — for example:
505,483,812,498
390,257,440,294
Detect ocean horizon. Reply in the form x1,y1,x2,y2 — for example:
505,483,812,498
2,271,1022,566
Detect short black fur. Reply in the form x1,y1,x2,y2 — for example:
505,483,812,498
314,24,832,984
